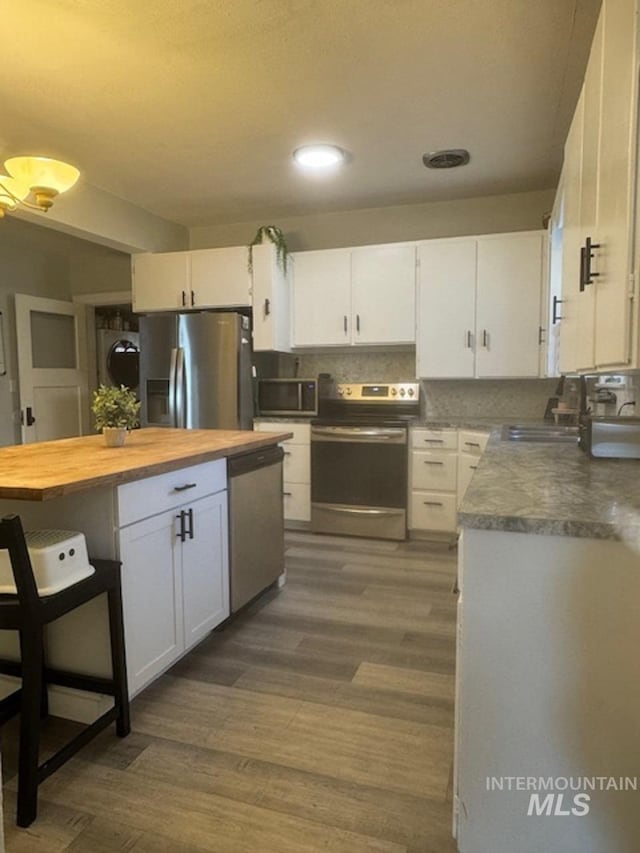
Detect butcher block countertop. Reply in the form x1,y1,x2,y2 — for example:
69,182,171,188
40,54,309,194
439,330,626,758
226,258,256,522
0,427,292,501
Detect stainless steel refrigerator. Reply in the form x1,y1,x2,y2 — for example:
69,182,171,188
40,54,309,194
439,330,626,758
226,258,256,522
139,312,254,430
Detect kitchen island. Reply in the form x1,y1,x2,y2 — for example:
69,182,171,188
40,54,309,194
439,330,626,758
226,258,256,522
454,435,640,853
0,427,291,721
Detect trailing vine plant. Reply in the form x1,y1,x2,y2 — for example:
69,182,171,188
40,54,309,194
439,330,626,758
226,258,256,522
248,225,289,274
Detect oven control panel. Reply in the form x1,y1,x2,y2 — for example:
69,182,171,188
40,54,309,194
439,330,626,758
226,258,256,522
334,382,420,401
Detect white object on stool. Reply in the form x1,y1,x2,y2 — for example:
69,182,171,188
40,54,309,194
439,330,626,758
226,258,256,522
0,530,95,596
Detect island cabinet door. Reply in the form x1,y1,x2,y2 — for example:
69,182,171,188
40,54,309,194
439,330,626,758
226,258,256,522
119,510,184,696
181,491,230,651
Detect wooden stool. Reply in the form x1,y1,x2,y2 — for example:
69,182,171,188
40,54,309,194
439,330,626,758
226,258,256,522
0,513,130,827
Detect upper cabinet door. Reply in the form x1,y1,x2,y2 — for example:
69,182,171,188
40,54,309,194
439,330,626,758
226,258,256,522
252,243,291,352
593,0,637,367
350,245,416,345
416,239,476,378
292,249,351,347
190,247,251,308
132,252,190,313
475,233,543,378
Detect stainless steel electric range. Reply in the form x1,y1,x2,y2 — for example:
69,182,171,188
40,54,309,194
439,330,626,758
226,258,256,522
311,382,420,541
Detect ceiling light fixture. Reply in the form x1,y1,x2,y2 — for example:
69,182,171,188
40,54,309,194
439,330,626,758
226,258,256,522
293,144,345,168
0,156,80,218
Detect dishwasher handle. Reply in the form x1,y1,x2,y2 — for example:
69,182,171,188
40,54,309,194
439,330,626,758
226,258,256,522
228,445,284,478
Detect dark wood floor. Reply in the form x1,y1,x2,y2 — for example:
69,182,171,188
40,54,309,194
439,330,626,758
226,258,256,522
2,531,458,853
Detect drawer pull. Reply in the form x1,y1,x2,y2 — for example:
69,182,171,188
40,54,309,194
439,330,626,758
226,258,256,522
470,465,478,470
423,500,443,507
423,460,444,465
173,483,197,492
464,441,481,448
283,491,292,496
423,438,444,444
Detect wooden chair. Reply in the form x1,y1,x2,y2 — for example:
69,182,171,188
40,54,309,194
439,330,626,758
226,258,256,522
0,513,130,827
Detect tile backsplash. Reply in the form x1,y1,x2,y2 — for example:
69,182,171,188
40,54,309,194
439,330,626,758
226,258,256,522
292,350,559,420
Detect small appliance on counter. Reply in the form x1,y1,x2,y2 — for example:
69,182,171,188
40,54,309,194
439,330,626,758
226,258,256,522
257,374,333,417
579,415,640,459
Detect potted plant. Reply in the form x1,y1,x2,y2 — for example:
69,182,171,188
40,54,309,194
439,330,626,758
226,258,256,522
248,225,290,274
92,384,140,447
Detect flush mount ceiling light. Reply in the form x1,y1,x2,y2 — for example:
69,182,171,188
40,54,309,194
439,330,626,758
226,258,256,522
293,144,346,168
0,156,80,218
423,149,470,169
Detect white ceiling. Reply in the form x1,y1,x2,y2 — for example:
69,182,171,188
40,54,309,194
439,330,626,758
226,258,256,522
3,1,600,228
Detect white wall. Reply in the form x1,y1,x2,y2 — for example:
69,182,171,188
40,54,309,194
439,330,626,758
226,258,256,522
190,188,555,251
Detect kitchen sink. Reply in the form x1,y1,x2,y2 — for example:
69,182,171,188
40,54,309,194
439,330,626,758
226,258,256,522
501,424,580,443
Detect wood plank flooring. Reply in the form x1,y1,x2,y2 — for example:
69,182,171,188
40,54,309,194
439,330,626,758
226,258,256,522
2,531,458,853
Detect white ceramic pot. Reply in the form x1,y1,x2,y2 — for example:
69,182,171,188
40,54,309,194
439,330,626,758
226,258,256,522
103,427,127,447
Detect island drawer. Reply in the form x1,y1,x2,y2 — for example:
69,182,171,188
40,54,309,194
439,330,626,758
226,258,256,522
117,459,227,527
412,428,458,451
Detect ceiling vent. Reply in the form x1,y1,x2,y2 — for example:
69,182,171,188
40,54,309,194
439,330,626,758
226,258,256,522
422,149,470,169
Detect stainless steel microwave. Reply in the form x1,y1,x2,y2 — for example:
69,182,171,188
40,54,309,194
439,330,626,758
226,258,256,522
257,378,320,416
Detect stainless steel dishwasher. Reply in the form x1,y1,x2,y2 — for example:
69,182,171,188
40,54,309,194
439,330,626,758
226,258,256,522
228,445,285,613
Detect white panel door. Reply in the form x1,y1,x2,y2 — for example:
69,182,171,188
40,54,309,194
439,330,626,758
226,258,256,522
593,0,637,367
292,249,351,346
15,294,89,443
416,239,476,378
475,233,543,378
182,492,230,651
119,510,183,696
558,94,585,374
132,251,190,312
350,245,416,345
190,246,251,308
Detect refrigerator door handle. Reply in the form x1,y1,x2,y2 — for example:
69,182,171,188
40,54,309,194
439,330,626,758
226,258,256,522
168,347,178,427
175,347,186,427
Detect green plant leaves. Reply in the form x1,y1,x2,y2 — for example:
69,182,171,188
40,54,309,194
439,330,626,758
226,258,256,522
91,384,141,432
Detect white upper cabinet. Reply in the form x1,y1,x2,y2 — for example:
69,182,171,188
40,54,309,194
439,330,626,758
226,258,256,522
190,246,251,308
475,232,543,378
292,249,351,347
292,243,416,348
132,251,191,313
251,243,291,352
417,239,476,378
558,0,638,371
417,232,544,379
132,245,251,313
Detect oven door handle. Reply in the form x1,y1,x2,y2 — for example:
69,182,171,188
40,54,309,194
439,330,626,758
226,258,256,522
321,506,402,517
311,426,406,442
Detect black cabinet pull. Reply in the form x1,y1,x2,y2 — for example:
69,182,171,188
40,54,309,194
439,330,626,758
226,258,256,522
190,290,195,306
583,236,601,287
176,510,186,543
173,482,197,492
552,295,564,325
538,326,545,345
423,500,443,507
579,246,587,292
283,491,292,496
466,330,473,349
343,315,348,333
423,460,444,465
181,290,186,307
464,441,481,448
482,329,488,347
187,507,194,539
356,314,361,333
423,438,444,443
22,407,36,427
470,465,478,470
264,298,271,317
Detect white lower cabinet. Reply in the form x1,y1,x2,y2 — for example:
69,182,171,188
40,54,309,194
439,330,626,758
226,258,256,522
118,473,229,696
409,427,491,534
254,421,311,522
409,428,458,534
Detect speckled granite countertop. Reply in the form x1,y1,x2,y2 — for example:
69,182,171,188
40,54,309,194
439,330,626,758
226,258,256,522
458,434,640,541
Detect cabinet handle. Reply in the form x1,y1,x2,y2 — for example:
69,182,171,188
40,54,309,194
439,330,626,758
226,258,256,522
264,298,271,316
464,441,481,448
538,326,545,345
552,295,564,325
181,290,186,307
584,236,601,286
356,314,361,333
190,290,195,306
187,507,194,540
173,482,197,492
466,330,473,349
423,438,444,443
423,460,444,465
176,510,186,543
470,465,478,470
423,500,443,507
481,329,488,348
283,491,292,496
579,246,587,292
343,315,348,334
